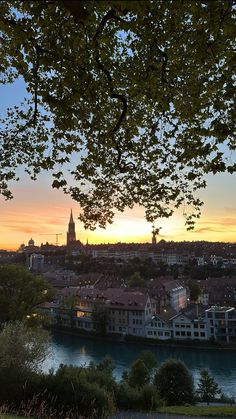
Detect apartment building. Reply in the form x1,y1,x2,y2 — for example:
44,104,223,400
205,306,236,343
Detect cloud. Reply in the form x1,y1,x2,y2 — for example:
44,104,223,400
0,224,43,234
193,227,224,234
194,217,236,231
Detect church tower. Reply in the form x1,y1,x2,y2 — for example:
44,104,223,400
67,209,76,246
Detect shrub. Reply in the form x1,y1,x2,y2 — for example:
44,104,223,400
154,359,194,406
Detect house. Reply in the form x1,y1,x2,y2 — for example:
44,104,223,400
145,308,176,340
171,305,207,341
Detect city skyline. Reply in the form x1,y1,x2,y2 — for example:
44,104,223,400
1,169,236,250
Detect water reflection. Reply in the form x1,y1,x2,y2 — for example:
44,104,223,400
43,333,236,397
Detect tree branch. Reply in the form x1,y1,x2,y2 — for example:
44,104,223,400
32,45,40,126
92,9,132,173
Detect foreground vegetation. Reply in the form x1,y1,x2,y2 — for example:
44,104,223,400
159,406,236,417
1,321,234,418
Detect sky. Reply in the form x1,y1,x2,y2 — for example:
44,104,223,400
1,79,236,250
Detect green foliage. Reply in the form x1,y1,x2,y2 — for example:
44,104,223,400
134,350,158,371
0,321,50,373
197,369,221,405
0,362,116,418
46,364,116,418
96,355,115,375
0,1,235,228
128,359,150,388
154,359,194,406
92,303,108,336
128,271,146,288
187,280,201,302
0,264,55,323
116,383,160,411
124,350,157,389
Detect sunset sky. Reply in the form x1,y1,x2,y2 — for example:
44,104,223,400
1,79,236,250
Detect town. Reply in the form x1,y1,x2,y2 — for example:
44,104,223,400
2,210,236,345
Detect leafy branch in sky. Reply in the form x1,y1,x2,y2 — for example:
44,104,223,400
0,0,235,229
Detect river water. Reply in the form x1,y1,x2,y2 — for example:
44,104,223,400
43,332,236,398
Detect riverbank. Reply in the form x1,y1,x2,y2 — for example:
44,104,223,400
50,326,236,351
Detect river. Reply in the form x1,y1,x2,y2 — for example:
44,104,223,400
43,332,236,398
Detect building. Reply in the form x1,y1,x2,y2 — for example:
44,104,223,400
146,309,176,340
148,278,188,312
55,287,154,336
67,210,76,246
29,253,44,272
205,306,236,343
172,306,207,341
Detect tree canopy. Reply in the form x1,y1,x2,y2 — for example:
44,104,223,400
197,368,221,404
0,321,50,372
0,1,235,229
154,359,194,405
0,264,55,322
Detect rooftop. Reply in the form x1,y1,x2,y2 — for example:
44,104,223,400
206,306,235,312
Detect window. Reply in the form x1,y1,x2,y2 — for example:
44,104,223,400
200,324,205,329
181,331,185,336
165,332,169,336
194,332,199,337
200,332,205,337
176,331,180,336
187,331,191,337
194,323,198,328
215,313,225,319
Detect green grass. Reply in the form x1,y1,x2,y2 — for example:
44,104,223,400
159,405,236,416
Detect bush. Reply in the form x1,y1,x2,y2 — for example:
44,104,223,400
116,383,160,411
139,384,161,410
154,359,194,406
116,384,142,410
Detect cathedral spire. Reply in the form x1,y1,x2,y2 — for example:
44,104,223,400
69,208,74,224
67,209,76,246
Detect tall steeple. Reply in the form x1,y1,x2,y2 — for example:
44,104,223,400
67,209,76,246
69,209,74,224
